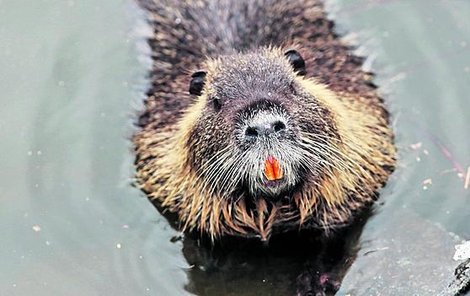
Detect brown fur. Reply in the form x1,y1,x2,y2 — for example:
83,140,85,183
133,0,396,240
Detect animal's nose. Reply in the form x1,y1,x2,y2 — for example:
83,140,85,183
244,119,287,139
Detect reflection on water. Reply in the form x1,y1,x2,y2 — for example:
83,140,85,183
179,212,370,296
0,0,469,295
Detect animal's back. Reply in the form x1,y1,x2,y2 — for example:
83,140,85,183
136,0,380,131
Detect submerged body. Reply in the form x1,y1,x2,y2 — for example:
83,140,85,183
134,0,396,240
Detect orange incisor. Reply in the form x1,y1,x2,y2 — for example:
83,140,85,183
264,155,283,181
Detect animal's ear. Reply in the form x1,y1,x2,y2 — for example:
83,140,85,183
284,50,306,76
189,71,207,96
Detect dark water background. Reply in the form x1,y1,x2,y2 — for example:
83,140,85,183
1,0,469,295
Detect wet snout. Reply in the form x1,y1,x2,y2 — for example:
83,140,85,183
236,107,300,197
243,111,288,140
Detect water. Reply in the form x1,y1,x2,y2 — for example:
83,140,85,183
0,0,469,295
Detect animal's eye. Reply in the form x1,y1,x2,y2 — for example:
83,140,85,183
289,82,297,94
212,97,222,111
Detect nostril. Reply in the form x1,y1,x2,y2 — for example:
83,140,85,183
273,120,286,132
245,126,259,137
244,120,286,139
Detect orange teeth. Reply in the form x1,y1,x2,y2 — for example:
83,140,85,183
264,155,283,181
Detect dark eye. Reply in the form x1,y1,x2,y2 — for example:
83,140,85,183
289,82,297,94
212,97,222,111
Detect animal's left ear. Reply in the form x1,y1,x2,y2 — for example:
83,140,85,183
189,71,207,96
284,50,306,76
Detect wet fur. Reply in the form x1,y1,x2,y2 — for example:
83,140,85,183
133,0,396,240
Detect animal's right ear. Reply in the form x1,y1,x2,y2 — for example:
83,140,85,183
189,71,207,96
284,50,306,76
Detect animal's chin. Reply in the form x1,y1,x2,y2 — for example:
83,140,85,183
251,178,293,198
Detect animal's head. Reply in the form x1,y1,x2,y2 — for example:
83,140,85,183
143,47,394,240
184,48,339,200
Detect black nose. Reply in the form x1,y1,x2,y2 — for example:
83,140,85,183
245,120,286,138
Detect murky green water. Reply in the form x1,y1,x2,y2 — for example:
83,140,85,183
1,0,469,295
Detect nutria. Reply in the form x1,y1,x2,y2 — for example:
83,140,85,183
133,0,396,241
